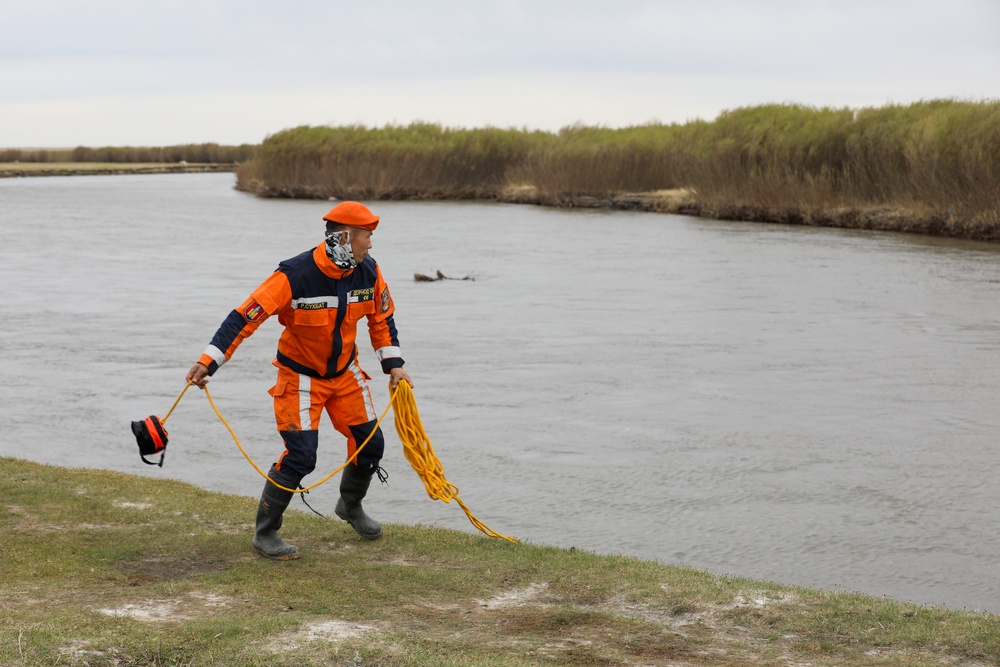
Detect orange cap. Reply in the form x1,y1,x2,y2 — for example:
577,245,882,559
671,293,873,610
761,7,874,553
322,201,380,230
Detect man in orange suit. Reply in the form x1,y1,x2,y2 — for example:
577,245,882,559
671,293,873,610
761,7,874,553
187,201,412,559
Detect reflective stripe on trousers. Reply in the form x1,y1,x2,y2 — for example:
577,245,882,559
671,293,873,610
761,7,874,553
268,360,383,480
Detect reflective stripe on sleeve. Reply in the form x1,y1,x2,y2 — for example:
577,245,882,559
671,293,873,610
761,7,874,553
203,344,228,367
375,346,402,361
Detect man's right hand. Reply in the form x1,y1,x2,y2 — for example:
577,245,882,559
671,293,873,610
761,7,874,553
186,362,210,389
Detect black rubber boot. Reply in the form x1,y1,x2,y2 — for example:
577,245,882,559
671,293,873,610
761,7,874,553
252,465,301,560
335,464,383,540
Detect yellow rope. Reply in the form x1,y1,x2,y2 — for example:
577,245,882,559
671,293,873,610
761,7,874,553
200,383,393,494
390,381,519,543
164,380,518,542
160,382,192,425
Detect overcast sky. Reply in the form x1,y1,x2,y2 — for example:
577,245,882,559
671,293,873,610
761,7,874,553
2,0,998,148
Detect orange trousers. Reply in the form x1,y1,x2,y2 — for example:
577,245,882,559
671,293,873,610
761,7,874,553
267,358,384,481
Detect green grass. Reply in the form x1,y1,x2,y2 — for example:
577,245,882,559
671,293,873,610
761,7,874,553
3,457,998,666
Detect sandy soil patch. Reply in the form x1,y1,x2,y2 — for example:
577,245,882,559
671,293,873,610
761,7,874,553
113,501,153,510
477,582,550,610
267,620,378,652
96,592,234,622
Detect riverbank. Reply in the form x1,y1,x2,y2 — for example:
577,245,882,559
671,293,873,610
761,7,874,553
0,162,235,177
4,457,997,666
494,186,984,241
2,164,984,241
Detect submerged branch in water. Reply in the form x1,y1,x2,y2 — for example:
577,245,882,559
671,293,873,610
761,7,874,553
414,270,475,282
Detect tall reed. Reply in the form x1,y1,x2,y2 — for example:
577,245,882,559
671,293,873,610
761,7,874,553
237,124,545,199
236,100,999,238
509,123,691,200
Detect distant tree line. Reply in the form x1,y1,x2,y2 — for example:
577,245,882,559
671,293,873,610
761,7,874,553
0,143,256,164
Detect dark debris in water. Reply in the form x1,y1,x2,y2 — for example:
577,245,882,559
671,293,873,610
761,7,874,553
414,270,475,282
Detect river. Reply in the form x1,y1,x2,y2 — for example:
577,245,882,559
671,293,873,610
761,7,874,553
1,172,998,613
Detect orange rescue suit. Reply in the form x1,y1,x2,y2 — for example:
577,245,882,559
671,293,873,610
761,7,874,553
197,242,403,479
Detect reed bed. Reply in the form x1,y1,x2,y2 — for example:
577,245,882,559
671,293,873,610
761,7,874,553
236,99,1000,240
237,123,548,199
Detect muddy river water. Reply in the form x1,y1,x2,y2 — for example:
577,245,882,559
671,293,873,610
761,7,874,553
2,173,998,612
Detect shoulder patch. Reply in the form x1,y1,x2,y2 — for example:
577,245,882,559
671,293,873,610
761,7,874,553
243,300,265,323
380,288,391,313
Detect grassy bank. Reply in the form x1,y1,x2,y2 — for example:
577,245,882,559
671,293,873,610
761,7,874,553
235,99,1000,241
4,457,998,666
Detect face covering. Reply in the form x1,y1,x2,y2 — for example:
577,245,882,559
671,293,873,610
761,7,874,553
325,229,356,269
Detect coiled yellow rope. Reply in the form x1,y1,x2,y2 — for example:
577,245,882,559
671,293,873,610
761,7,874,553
162,380,518,543
390,381,519,543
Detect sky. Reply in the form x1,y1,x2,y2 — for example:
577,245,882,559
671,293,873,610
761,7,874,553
2,0,998,148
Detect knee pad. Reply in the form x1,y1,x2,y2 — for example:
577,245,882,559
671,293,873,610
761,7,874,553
349,420,385,469
278,429,319,479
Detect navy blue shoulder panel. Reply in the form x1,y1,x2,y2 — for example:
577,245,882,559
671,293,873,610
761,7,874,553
277,247,335,298
276,247,315,273
275,250,380,298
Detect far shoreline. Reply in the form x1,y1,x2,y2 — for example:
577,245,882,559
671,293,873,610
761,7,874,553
0,162,235,178
5,164,995,242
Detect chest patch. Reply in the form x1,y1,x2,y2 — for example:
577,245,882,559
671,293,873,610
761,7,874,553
348,287,375,303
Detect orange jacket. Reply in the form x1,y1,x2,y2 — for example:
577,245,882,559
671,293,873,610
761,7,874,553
198,242,403,378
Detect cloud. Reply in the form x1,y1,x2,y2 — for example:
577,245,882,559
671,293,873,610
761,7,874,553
1,0,997,146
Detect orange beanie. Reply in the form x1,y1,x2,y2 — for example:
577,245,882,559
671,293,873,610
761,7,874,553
322,201,379,230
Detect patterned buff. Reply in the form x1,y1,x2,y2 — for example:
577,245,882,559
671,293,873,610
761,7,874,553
325,229,356,269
